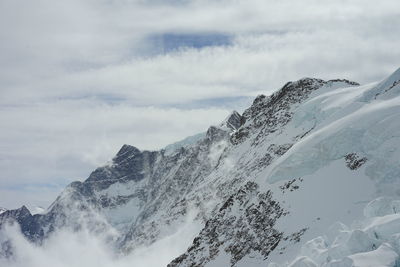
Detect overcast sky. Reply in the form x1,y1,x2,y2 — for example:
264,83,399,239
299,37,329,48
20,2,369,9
1,0,399,209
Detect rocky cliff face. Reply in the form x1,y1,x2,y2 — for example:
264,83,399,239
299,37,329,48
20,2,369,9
2,69,400,266
168,181,292,267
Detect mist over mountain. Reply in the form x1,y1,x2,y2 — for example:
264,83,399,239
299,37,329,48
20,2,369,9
2,68,400,266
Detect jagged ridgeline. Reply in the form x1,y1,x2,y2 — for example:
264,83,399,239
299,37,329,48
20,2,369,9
2,68,400,266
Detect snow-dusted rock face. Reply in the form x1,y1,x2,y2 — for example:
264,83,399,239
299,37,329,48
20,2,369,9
168,182,288,267
2,68,400,266
219,110,245,132
0,206,41,243
0,208,7,215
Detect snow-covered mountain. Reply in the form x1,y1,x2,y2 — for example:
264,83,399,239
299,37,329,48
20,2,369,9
2,68,400,266
0,208,7,215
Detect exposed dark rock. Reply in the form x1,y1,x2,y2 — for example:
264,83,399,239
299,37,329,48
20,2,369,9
279,178,302,194
374,79,400,99
0,206,45,258
222,111,246,131
283,228,308,243
86,148,159,190
327,79,360,86
168,182,290,267
232,78,358,146
0,206,43,242
345,153,368,170
267,143,293,156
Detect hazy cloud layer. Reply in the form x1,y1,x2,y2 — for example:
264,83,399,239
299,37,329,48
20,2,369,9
0,210,202,267
1,0,400,208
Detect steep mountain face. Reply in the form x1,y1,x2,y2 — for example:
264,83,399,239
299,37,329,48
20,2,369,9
1,68,400,266
0,208,7,215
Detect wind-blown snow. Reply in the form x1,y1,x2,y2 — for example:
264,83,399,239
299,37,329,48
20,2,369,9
164,132,206,155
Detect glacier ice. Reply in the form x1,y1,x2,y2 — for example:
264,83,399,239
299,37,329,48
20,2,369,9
281,197,400,267
363,197,400,218
288,256,317,267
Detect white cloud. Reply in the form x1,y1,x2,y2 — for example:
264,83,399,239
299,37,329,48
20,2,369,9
0,208,202,267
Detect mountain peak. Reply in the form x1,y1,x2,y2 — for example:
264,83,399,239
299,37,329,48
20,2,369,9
0,207,7,215
116,144,141,158
219,110,245,131
0,205,31,220
19,205,31,215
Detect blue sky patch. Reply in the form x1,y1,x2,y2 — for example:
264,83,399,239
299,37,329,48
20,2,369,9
146,32,233,54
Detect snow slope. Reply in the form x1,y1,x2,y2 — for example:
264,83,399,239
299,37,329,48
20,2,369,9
274,196,400,267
